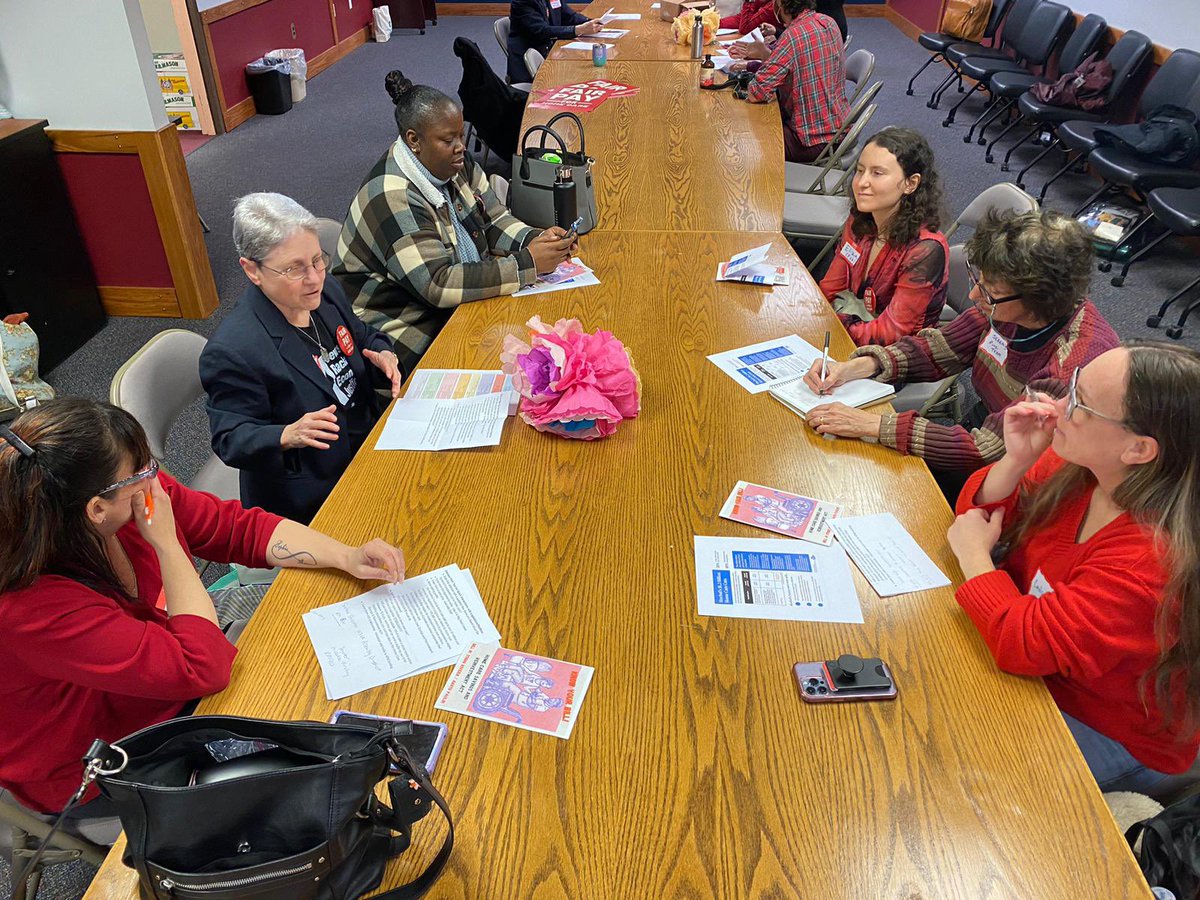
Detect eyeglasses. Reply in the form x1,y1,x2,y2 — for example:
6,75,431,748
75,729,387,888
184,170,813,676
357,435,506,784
97,458,159,496
255,252,330,282
967,264,1022,306
1064,367,1125,425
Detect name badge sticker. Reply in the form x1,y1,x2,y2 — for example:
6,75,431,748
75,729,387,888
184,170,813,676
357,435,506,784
550,0,561,8
336,324,356,357
840,242,861,266
979,327,1009,367
1029,569,1053,599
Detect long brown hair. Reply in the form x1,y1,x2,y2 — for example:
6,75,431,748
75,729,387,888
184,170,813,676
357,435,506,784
0,398,151,599
849,127,943,246
1004,343,1200,729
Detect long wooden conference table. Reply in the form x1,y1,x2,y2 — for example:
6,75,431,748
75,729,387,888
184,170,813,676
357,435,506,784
86,6,1151,898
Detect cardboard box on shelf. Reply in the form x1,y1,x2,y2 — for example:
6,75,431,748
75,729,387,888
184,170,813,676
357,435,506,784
153,52,188,76
158,74,193,96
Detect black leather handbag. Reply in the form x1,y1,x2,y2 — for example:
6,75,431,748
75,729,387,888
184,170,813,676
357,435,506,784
83,715,452,900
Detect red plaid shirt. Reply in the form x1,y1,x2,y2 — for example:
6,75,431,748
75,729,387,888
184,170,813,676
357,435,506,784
747,10,848,147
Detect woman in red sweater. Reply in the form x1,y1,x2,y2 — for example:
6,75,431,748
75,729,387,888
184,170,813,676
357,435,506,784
719,0,779,35
819,128,949,347
0,398,405,826
947,343,1200,791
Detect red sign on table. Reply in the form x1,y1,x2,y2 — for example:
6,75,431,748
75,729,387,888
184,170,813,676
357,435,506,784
528,79,641,112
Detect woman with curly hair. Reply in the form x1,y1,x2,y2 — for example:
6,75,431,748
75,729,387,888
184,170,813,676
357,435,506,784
819,128,949,346
803,208,1120,494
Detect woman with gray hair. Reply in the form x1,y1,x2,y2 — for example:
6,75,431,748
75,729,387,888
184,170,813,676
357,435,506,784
200,192,403,523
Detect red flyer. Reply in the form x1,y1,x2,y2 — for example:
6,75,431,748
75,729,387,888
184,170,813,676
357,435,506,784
528,79,641,112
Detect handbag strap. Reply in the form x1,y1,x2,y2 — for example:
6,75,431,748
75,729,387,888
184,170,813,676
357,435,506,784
544,112,586,157
372,744,455,899
520,124,567,157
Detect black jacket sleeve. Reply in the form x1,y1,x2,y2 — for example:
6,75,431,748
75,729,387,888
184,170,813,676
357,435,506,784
199,342,287,470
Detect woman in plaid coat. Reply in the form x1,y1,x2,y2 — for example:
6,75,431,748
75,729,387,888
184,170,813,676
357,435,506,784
333,71,576,373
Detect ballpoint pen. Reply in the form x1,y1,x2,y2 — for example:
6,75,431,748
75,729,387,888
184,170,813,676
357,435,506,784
820,330,830,394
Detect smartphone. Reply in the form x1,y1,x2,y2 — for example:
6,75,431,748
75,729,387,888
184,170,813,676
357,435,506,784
793,655,897,704
330,711,448,774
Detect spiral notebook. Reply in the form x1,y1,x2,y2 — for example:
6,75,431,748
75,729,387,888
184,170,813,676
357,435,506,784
768,377,895,419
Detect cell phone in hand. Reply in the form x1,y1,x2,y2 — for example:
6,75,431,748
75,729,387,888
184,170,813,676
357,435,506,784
793,654,897,704
330,711,448,773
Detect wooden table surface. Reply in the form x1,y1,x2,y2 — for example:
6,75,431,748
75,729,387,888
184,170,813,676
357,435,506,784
546,0,703,64
524,60,783,233
84,232,1149,899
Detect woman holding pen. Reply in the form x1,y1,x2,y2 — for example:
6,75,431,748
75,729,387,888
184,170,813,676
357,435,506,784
946,343,1200,792
0,398,404,841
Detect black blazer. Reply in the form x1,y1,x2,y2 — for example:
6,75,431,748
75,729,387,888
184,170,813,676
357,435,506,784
199,279,394,524
507,0,588,83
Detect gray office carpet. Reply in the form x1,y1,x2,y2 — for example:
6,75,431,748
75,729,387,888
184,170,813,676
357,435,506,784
16,15,1193,898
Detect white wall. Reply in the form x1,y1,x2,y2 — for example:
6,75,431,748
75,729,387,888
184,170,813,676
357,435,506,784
0,0,168,130
1078,1,1200,53
139,0,184,53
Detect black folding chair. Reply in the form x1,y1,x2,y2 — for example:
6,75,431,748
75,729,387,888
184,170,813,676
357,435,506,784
905,0,1013,97
964,12,1107,146
941,0,1073,127
926,0,1040,109
1142,188,1200,337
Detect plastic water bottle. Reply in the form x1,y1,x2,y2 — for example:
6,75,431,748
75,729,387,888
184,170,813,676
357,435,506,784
691,13,704,60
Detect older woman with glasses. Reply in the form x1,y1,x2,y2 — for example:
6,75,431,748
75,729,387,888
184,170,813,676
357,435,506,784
0,398,404,831
201,193,403,524
948,343,1200,793
802,209,1120,493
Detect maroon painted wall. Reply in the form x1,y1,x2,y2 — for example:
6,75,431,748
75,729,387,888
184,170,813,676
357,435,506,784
334,0,374,33
888,0,941,32
55,153,173,288
208,0,337,108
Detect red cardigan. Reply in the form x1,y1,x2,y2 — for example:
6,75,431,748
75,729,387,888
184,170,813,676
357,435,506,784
955,451,1197,774
820,222,950,346
719,0,779,33
0,474,282,812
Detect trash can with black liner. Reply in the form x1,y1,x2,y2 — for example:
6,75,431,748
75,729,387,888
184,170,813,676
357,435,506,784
245,58,292,115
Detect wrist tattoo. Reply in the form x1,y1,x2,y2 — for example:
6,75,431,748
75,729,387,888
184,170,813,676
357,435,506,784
270,540,317,566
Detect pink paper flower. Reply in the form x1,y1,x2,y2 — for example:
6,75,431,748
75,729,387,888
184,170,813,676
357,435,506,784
500,316,641,440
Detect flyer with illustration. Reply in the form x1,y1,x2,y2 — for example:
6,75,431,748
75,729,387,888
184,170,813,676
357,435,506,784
720,481,842,546
435,643,594,739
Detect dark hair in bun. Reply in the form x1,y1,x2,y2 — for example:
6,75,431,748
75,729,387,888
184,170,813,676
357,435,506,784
384,69,459,138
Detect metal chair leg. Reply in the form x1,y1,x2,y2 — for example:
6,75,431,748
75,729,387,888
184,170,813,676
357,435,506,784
1037,149,1082,203
972,97,1013,145
1109,223,1169,286
1149,273,1200,328
965,95,1004,143
928,68,960,108
907,53,944,96
1013,137,1061,188
1167,278,1200,338
987,119,1031,165
942,81,984,126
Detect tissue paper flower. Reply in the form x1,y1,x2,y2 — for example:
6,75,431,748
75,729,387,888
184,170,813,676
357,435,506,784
500,316,641,440
672,9,720,45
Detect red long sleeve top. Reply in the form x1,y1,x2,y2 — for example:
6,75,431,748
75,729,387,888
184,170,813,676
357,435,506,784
719,0,779,34
955,451,1198,775
0,474,283,812
820,222,950,346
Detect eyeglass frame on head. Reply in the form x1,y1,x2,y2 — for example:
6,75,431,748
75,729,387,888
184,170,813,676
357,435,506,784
253,251,331,282
97,458,160,497
966,263,1022,307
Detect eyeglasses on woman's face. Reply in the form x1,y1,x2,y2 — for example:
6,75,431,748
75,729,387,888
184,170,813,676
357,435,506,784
97,458,159,497
1063,367,1125,426
255,252,330,282
966,264,1022,307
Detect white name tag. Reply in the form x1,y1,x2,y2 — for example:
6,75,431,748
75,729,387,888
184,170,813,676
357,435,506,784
550,0,561,7
840,241,861,266
1029,568,1053,598
979,327,1009,367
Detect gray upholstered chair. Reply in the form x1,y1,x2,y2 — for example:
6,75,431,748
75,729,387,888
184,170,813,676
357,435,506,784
494,16,510,55
314,216,341,259
490,173,510,207
524,48,545,78
109,329,239,502
784,92,881,195
844,48,875,110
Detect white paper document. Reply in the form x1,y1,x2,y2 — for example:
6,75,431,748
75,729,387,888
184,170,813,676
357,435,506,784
694,536,863,623
563,40,615,50
711,55,739,73
650,2,661,7
513,257,600,297
605,12,641,19
593,28,629,39
707,334,820,394
831,514,951,597
376,391,508,451
716,27,738,35
302,565,501,699
768,375,895,419
403,368,519,415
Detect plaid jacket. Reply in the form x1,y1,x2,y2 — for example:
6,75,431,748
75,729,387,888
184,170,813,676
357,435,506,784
746,10,848,147
332,145,538,373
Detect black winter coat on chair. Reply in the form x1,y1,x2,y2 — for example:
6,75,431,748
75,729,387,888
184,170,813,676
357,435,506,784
454,37,528,161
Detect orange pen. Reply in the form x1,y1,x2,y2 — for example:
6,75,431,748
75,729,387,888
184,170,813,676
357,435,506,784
144,490,155,526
